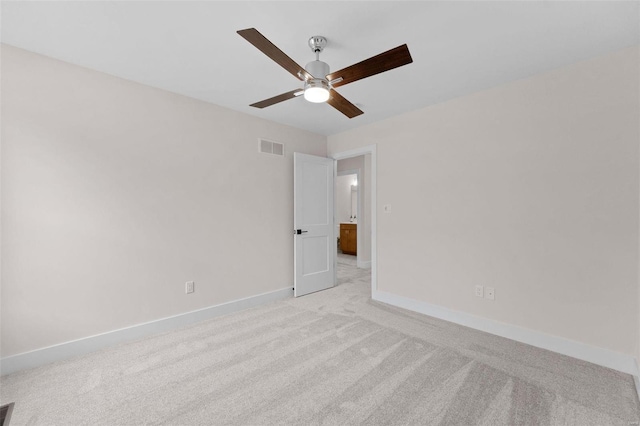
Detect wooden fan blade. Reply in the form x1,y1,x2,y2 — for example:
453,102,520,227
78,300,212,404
326,89,363,119
250,89,303,109
238,28,312,81
326,44,412,88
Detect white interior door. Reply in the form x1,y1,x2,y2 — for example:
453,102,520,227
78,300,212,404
294,152,335,297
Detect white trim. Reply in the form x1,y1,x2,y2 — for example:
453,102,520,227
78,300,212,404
336,169,359,177
634,359,640,401
332,145,377,296
1,287,293,376
373,289,638,376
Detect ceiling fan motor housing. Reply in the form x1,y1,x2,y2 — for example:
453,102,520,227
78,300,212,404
305,60,329,80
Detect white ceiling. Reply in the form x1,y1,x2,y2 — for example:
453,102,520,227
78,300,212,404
2,1,638,136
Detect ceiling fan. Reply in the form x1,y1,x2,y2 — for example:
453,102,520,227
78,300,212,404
237,28,413,119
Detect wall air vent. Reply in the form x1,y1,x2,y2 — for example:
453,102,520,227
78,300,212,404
259,138,284,156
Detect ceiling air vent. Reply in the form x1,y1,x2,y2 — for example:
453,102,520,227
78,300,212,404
259,138,284,156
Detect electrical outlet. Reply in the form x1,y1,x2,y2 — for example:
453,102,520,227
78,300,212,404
485,287,495,300
475,285,484,298
185,281,195,294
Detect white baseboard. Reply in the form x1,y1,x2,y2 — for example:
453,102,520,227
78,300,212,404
357,260,371,269
372,290,638,377
634,359,640,402
1,286,293,376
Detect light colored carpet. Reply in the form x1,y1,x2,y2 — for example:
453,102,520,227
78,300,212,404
1,256,638,425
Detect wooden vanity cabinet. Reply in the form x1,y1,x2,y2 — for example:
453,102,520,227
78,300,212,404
340,223,357,255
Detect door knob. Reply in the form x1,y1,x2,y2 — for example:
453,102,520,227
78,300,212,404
294,229,308,234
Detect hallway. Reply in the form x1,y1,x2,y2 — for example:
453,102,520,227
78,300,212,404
336,252,370,288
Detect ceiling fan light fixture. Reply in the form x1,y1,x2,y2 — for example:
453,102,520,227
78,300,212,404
304,79,330,103
238,28,411,118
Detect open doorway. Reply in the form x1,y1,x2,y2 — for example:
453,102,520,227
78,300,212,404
292,146,376,298
336,169,360,283
336,170,359,250
333,146,376,295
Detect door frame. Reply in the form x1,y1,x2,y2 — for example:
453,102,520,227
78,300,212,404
331,144,377,296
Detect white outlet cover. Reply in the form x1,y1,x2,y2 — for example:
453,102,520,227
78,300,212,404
475,285,484,298
486,286,495,300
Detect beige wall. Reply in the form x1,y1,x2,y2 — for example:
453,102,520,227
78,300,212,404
3,42,639,363
0,45,326,357
328,47,640,356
